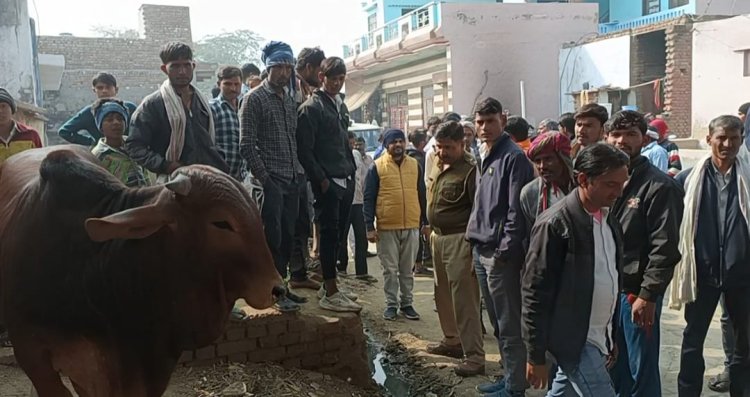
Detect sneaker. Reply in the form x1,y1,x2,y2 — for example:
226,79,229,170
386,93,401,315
454,360,485,377
426,342,464,359
400,306,420,320
289,278,321,290
476,377,505,394
319,292,362,313
317,285,358,301
274,296,300,312
286,290,308,304
366,251,377,258
383,307,397,320
230,307,248,321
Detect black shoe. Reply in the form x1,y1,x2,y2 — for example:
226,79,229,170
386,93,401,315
286,291,308,304
400,306,420,320
275,296,301,312
708,370,730,392
366,251,377,258
383,307,397,321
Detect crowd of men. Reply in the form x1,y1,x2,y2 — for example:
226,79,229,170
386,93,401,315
2,38,750,397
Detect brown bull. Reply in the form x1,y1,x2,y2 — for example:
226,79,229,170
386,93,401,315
0,145,284,397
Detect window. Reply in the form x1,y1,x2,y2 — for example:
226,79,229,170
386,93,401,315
368,13,377,32
416,7,430,28
744,50,750,77
401,8,416,16
669,0,689,8
643,0,660,15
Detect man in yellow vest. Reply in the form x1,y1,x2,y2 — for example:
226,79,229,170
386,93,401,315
364,129,428,321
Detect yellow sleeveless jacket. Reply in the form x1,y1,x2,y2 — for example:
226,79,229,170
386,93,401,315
375,153,421,230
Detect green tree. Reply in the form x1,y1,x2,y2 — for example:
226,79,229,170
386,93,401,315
195,30,264,67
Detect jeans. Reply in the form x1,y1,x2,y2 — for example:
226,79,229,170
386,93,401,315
611,294,663,397
261,176,303,280
473,246,500,343
378,229,418,308
339,204,368,275
548,342,616,397
289,176,312,282
478,248,528,392
678,283,750,397
314,180,354,281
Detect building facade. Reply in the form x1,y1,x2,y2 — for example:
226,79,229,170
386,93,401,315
343,1,599,131
559,0,750,138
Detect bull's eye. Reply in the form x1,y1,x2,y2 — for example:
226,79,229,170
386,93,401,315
211,221,234,231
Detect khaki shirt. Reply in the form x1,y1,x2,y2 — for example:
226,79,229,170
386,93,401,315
426,151,477,234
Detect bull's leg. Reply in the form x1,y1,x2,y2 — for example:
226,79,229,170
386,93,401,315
14,344,73,397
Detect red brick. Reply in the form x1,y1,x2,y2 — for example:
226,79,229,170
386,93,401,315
278,332,301,346
254,346,287,362
217,339,257,356
177,350,193,363
267,320,288,335
288,319,306,332
282,357,301,368
225,327,246,341
322,352,339,365
301,355,321,368
306,342,325,354
300,331,319,342
227,352,248,363
194,345,216,360
246,325,267,338
324,338,343,351
286,343,307,357
259,335,279,348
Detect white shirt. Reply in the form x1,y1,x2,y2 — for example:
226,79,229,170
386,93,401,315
587,209,618,355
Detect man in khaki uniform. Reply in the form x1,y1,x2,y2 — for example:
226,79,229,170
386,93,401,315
425,121,485,376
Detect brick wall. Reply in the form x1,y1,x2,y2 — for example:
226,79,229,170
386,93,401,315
38,4,193,141
179,309,372,388
664,23,693,138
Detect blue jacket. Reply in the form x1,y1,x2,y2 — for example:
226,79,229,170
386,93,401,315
58,102,138,146
676,162,750,288
466,133,534,263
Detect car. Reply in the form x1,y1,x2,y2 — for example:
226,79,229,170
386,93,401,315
348,122,382,158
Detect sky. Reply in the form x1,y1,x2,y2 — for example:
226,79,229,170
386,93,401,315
27,0,366,58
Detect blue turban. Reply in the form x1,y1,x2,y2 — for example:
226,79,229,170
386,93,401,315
261,41,295,68
95,101,129,133
382,129,406,147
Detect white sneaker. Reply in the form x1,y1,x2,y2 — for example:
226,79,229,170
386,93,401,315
319,292,362,313
317,285,358,301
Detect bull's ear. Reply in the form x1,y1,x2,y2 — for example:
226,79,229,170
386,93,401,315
84,204,176,242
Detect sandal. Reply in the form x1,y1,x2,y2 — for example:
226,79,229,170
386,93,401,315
708,370,730,392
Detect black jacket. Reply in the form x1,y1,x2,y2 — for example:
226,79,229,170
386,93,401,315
126,89,229,174
611,155,683,301
676,162,750,288
522,190,623,368
296,90,356,189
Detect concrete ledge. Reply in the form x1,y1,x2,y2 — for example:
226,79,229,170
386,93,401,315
673,138,701,150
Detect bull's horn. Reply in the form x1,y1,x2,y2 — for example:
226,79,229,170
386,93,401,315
164,173,192,196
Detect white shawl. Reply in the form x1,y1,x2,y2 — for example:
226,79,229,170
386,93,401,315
669,146,750,310
159,80,215,163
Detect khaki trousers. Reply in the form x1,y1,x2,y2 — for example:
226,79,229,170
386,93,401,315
430,231,485,364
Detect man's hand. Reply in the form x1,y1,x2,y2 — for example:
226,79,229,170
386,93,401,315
367,230,379,243
605,343,618,369
320,178,330,194
526,363,548,389
420,225,431,239
166,161,182,174
631,297,656,329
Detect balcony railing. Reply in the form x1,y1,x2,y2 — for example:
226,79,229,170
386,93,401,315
343,2,439,59
598,5,690,34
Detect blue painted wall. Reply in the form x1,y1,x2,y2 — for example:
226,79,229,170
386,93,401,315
378,0,497,25
607,0,694,22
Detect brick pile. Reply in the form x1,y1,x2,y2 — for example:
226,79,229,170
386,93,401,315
178,308,373,388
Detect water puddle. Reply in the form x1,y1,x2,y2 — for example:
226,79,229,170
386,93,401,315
365,329,411,396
